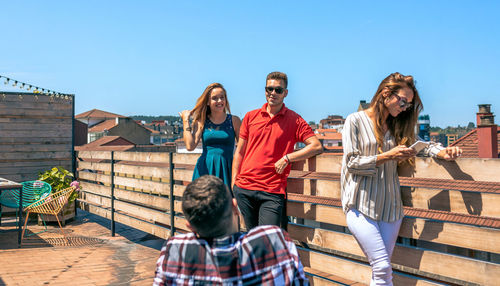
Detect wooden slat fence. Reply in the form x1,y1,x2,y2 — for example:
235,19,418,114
76,151,500,286
0,92,74,182
288,155,500,286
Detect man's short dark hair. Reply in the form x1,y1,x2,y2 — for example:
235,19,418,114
182,175,232,237
266,71,288,88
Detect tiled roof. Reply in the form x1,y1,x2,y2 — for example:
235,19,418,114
75,109,126,119
135,121,153,134
316,132,342,140
315,129,338,133
94,136,134,146
324,146,343,153
143,126,160,134
450,127,500,157
75,136,135,151
88,119,117,133
88,118,152,134
77,145,134,151
151,120,167,125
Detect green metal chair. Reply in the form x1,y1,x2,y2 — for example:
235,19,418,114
0,180,52,233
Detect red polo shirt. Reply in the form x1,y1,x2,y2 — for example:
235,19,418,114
235,103,315,195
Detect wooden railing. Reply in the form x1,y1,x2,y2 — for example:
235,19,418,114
0,92,73,183
76,151,500,286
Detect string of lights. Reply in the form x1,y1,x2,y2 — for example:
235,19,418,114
0,75,72,99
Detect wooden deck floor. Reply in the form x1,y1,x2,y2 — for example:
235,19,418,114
0,210,163,285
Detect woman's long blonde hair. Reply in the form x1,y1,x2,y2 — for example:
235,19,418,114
370,73,423,157
191,83,231,131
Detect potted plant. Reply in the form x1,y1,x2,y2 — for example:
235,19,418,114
38,166,79,226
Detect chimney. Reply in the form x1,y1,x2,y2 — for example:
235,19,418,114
477,104,491,126
476,104,498,158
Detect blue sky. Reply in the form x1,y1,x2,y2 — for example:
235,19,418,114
1,1,499,127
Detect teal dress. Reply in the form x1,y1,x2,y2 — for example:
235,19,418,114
192,114,235,188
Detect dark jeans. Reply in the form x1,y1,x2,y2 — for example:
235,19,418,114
233,185,286,230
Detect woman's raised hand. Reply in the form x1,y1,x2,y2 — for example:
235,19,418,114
179,110,192,121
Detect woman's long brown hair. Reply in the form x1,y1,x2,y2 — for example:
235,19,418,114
191,83,230,131
370,73,423,161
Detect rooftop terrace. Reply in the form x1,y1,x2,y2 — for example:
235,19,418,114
1,92,499,285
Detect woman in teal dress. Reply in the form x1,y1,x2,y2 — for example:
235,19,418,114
179,83,241,189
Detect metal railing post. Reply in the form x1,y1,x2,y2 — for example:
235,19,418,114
71,95,77,216
110,151,115,237
169,152,175,237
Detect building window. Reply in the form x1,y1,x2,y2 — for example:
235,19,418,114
89,132,104,142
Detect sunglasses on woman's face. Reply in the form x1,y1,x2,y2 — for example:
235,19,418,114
265,86,285,94
391,92,413,109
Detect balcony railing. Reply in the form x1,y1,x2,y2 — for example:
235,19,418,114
76,151,500,285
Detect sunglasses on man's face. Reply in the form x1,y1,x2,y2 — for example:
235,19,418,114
265,86,285,94
391,92,413,109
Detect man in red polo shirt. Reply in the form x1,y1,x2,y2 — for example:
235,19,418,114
232,71,323,230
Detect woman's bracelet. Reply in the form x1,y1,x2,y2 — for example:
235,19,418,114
183,120,192,132
283,154,290,164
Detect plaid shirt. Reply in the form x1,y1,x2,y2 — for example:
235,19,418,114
153,225,308,285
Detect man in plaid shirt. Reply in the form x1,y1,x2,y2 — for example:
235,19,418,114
153,175,308,285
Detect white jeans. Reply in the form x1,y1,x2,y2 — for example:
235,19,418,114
346,208,402,286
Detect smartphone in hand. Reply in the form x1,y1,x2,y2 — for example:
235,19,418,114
410,140,430,153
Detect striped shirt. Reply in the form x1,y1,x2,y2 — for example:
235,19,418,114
153,225,308,285
341,111,442,222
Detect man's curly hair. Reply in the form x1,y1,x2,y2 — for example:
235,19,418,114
182,175,232,237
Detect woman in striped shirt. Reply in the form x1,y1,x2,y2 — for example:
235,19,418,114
341,72,461,285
